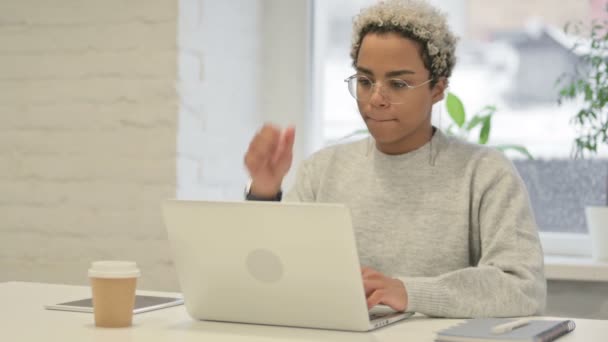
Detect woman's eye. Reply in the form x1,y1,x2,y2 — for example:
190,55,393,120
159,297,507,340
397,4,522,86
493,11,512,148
357,77,372,87
390,80,409,89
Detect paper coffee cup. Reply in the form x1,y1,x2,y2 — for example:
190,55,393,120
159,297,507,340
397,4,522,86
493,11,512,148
89,261,141,328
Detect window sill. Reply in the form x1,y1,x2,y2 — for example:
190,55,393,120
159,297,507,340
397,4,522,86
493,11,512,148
544,255,608,282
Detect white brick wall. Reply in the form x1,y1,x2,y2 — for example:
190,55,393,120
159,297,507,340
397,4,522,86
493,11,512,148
0,0,179,290
1,0,313,292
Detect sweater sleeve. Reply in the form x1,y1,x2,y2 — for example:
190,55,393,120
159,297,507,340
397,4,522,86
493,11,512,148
398,151,546,318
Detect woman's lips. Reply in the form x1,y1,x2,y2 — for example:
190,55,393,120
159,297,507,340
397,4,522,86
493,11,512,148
365,116,397,122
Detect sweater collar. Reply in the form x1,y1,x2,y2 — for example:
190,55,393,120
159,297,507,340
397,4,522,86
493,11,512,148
369,127,449,166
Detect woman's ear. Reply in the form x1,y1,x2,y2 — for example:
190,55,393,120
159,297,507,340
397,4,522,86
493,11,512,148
431,78,447,104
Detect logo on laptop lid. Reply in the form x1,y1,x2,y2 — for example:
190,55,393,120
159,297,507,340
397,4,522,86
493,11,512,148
246,249,284,283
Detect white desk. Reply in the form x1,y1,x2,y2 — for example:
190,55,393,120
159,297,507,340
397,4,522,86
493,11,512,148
2,282,607,341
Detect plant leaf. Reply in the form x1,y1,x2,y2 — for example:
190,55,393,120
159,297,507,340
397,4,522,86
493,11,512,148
446,92,466,128
479,115,492,145
495,145,534,159
465,114,486,131
478,105,497,116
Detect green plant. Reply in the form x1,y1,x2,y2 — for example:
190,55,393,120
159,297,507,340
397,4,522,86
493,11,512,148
445,92,534,159
557,15,608,158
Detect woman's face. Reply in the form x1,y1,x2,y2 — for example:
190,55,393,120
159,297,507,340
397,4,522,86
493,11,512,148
355,32,446,154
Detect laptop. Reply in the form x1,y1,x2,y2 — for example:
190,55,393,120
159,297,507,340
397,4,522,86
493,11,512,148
162,199,413,331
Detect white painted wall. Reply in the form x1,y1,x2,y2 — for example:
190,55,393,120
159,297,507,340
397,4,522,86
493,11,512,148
177,0,261,200
258,0,318,182
177,0,314,199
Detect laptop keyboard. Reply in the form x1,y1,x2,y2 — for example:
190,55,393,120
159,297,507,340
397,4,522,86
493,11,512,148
369,312,391,320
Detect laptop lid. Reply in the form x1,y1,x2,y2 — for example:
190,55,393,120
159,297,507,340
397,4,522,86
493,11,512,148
163,199,386,331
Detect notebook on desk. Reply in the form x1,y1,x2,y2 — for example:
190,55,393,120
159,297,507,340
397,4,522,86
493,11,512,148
162,199,414,332
435,318,576,342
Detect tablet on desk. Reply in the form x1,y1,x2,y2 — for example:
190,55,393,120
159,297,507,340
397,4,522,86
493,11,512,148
44,295,184,314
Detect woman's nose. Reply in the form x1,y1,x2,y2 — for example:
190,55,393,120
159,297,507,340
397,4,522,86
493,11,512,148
369,84,389,107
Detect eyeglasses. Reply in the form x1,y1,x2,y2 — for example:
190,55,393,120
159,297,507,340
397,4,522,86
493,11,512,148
344,74,432,104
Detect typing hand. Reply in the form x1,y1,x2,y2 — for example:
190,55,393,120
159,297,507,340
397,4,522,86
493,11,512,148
244,124,295,198
362,266,408,312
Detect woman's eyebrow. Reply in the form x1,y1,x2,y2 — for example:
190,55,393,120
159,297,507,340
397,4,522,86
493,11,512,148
386,69,416,77
356,66,416,77
355,66,374,75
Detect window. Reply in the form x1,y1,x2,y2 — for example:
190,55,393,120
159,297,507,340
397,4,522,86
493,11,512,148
312,0,608,255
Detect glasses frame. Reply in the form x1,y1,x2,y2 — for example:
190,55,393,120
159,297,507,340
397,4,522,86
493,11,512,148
343,74,433,104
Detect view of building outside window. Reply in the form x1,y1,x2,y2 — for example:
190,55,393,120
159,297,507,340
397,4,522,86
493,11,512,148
314,0,608,234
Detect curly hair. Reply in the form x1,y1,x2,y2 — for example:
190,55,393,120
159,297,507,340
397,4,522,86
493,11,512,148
350,0,458,84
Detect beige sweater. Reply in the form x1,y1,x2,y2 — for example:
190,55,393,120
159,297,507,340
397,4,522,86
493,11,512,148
283,129,546,318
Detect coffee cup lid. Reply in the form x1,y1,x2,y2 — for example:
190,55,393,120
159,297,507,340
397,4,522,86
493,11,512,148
88,261,141,279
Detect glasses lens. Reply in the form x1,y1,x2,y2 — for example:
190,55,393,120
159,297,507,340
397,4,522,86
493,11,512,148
348,76,373,102
347,76,359,101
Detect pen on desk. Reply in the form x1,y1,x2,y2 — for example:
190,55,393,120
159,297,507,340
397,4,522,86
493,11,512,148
491,318,531,335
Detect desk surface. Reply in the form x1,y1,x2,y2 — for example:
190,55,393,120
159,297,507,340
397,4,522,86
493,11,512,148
2,281,607,341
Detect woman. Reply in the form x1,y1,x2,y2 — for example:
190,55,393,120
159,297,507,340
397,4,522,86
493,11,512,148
244,0,546,318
